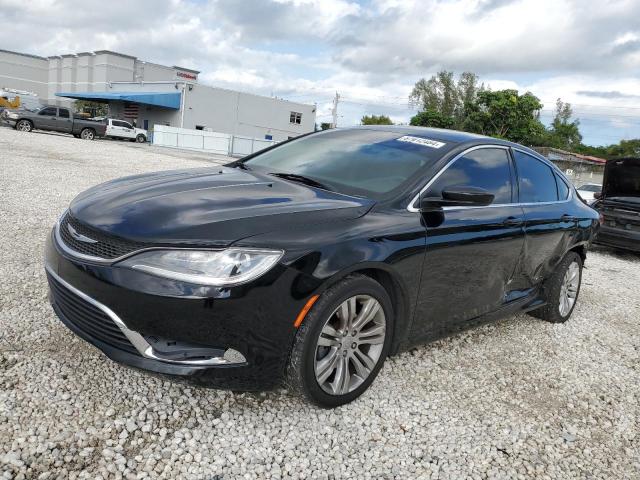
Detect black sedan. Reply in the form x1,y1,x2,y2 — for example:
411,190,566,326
45,126,600,407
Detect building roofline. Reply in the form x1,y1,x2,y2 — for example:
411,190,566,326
93,50,137,60
60,54,76,58
173,66,200,74
0,48,47,61
76,52,94,57
138,60,175,71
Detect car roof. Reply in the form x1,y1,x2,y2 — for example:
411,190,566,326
346,125,540,152
349,125,490,144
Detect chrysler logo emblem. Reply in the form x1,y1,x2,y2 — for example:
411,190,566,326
67,224,98,244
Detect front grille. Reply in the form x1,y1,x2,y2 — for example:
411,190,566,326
47,272,139,355
59,213,152,260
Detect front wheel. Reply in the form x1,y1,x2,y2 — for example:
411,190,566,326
136,134,146,143
80,128,95,140
529,251,583,323
16,120,33,132
287,275,393,407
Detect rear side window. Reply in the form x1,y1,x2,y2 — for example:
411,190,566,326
513,151,558,203
426,148,513,204
58,109,69,118
555,173,570,200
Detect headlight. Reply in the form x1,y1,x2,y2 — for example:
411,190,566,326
6,112,18,120
117,248,284,286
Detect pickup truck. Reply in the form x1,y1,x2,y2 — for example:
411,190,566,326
2,105,106,140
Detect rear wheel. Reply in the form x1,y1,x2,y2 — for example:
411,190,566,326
529,251,583,323
80,128,95,140
287,275,393,407
136,134,146,143
16,120,33,132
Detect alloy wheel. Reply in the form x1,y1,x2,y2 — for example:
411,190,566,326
17,120,31,132
559,261,580,317
314,295,386,395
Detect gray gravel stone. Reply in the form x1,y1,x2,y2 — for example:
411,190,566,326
1,127,639,479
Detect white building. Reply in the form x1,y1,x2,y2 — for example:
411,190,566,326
0,48,316,141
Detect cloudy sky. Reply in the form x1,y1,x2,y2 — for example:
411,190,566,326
2,0,640,145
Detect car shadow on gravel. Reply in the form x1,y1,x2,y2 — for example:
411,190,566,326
590,245,640,262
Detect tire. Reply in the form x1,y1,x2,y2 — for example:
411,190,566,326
16,119,33,132
286,275,393,408
80,128,95,140
136,134,146,143
528,251,583,323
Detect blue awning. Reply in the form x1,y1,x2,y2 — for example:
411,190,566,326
55,91,181,109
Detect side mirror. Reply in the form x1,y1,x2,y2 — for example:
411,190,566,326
419,185,495,212
442,186,495,206
593,192,602,200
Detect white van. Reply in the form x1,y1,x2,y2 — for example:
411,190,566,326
105,118,147,143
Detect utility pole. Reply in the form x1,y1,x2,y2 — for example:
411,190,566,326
331,91,340,128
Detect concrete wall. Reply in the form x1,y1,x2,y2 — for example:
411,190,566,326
109,82,316,141
0,49,49,98
1,48,315,141
551,159,604,188
1,49,184,106
183,84,316,141
137,62,179,82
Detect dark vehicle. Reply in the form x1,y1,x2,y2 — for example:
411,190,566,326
2,105,106,140
44,126,599,407
593,157,640,252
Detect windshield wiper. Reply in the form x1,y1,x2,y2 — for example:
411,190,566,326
269,172,332,191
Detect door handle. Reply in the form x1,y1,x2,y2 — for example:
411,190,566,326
561,214,577,222
503,216,523,227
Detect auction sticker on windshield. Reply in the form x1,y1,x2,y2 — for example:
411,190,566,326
396,136,446,149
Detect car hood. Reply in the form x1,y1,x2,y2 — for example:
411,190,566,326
602,158,640,203
69,167,374,245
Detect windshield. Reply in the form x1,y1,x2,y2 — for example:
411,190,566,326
243,129,449,199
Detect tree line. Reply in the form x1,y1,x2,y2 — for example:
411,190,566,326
360,70,639,159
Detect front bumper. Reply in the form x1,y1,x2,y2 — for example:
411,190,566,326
595,226,640,253
45,229,315,390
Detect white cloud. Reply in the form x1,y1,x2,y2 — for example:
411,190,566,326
0,0,639,143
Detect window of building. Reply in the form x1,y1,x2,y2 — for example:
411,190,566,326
290,112,302,124
195,125,205,130
426,148,513,204
513,150,558,203
58,108,70,118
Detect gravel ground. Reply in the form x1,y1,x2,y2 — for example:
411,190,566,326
1,127,639,479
